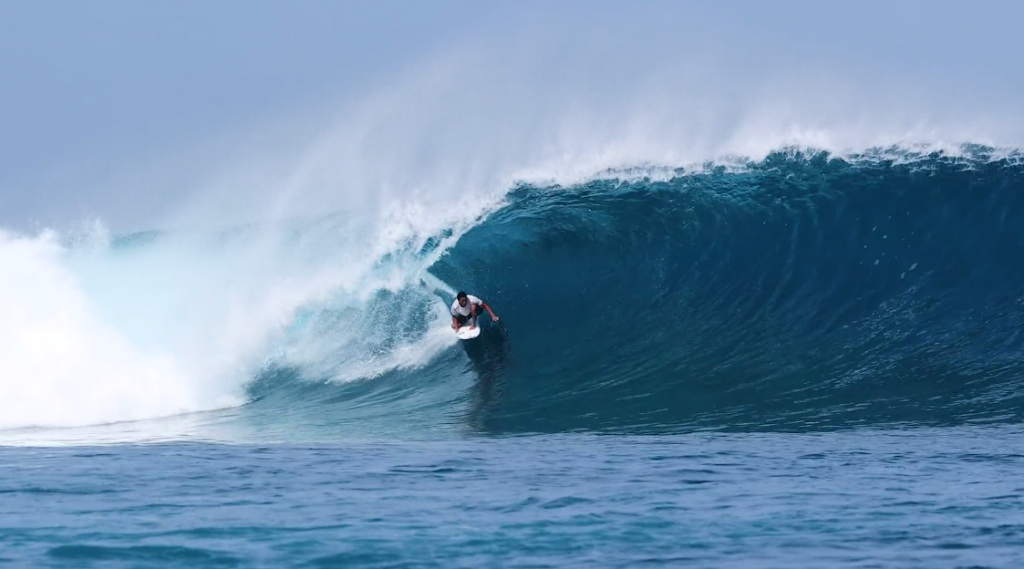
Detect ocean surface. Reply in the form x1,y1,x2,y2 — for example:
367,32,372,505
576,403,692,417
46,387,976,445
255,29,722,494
3,149,1024,567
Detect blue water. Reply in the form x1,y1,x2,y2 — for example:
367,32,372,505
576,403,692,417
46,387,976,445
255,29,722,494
4,149,1024,567
3,428,1024,567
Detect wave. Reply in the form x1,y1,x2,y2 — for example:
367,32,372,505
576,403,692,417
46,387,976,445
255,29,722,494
251,147,1024,436
3,146,1024,440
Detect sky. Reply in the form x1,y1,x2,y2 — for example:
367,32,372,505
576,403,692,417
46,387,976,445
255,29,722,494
2,0,1023,231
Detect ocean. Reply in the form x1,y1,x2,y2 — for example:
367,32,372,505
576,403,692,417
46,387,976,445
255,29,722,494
2,148,1024,567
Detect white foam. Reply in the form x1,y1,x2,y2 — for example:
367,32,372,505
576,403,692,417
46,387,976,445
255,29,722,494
0,230,238,429
0,202,474,432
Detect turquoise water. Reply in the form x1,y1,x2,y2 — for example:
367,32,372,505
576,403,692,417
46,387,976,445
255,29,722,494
3,427,1022,567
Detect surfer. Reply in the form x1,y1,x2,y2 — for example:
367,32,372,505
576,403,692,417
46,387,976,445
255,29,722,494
451,291,499,331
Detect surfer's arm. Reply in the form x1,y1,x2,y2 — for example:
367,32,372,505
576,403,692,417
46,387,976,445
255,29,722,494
451,315,459,330
480,302,499,321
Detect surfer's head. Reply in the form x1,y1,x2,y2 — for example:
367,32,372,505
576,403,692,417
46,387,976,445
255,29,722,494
456,291,468,306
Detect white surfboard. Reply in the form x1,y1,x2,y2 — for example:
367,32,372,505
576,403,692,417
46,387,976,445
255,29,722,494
456,325,481,340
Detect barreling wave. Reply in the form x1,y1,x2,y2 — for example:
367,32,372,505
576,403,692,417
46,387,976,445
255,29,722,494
246,146,1024,436
4,146,1024,442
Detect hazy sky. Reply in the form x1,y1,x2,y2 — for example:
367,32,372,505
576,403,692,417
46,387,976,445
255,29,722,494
2,1,1022,231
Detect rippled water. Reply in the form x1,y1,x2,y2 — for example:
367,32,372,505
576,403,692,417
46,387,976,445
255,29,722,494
3,426,1022,568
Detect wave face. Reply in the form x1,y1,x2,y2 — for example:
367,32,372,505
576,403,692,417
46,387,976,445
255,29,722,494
265,148,1024,437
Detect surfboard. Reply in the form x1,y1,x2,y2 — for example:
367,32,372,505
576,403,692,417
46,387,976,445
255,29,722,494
456,325,481,340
